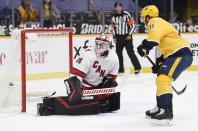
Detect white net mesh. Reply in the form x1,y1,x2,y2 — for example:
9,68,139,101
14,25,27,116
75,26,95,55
0,30,22,112
0,29,71,112
25,31,70,102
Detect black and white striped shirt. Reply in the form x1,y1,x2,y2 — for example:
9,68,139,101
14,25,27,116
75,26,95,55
111,11,136,37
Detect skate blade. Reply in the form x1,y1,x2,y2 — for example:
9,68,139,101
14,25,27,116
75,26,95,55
149,119,173,126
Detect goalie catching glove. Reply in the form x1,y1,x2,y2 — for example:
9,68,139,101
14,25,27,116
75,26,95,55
102,76,118,88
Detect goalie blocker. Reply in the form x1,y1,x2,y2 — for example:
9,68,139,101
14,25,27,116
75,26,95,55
37,76,120,115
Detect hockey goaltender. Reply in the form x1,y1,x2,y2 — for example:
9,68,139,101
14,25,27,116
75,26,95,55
37,34,121,115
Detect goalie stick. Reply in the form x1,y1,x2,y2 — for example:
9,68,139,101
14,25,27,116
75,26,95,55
41,91,56,99
82,69,130,96
82,71,128,96
82,87,118,96
146,56,187,95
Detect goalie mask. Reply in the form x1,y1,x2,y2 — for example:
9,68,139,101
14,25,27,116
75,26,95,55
95,34,110,57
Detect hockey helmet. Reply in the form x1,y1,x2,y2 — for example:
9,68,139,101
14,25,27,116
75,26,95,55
95,34,110,57
141,5,159,21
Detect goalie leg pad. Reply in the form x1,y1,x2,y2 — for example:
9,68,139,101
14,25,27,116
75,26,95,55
54,96,100,115
37,96,100,115
64,76,83,103
37,97,55,116
100,92,120,113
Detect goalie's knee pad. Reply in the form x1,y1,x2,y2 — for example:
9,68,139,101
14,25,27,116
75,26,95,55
156,74,174,96
100,92,120,113
64,76,82,103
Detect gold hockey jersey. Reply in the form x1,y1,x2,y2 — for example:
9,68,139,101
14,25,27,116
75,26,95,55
147,17,190,58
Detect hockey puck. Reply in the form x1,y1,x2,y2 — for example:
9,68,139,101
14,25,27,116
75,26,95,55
9,82,14,86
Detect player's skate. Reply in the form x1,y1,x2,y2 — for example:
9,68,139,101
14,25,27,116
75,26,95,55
149,108,173,126
145,106,160,118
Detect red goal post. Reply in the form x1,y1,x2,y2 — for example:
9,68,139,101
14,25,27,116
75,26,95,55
20,29,73,112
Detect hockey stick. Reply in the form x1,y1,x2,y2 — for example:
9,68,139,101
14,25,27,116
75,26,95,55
41,91,56,98
171,84,187,95
83,70,128,96
146,56,187,95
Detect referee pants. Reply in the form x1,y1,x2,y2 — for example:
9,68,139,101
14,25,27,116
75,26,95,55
115,35,141,73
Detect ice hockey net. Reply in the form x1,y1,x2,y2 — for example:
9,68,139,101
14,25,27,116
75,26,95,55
0,29,73,112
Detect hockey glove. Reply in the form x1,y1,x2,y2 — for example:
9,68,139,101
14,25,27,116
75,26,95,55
102,76,118,88
137,39,149,57
152,55,165,74
137,45,148,57
137,39,158,57
152,65,160,74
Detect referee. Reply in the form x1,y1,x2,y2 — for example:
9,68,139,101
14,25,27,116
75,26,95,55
111,2,141,75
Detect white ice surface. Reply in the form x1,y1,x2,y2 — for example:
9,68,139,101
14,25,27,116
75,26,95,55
0,71,198,131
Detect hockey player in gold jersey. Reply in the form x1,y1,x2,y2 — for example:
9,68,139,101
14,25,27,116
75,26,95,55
137,5,193,122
